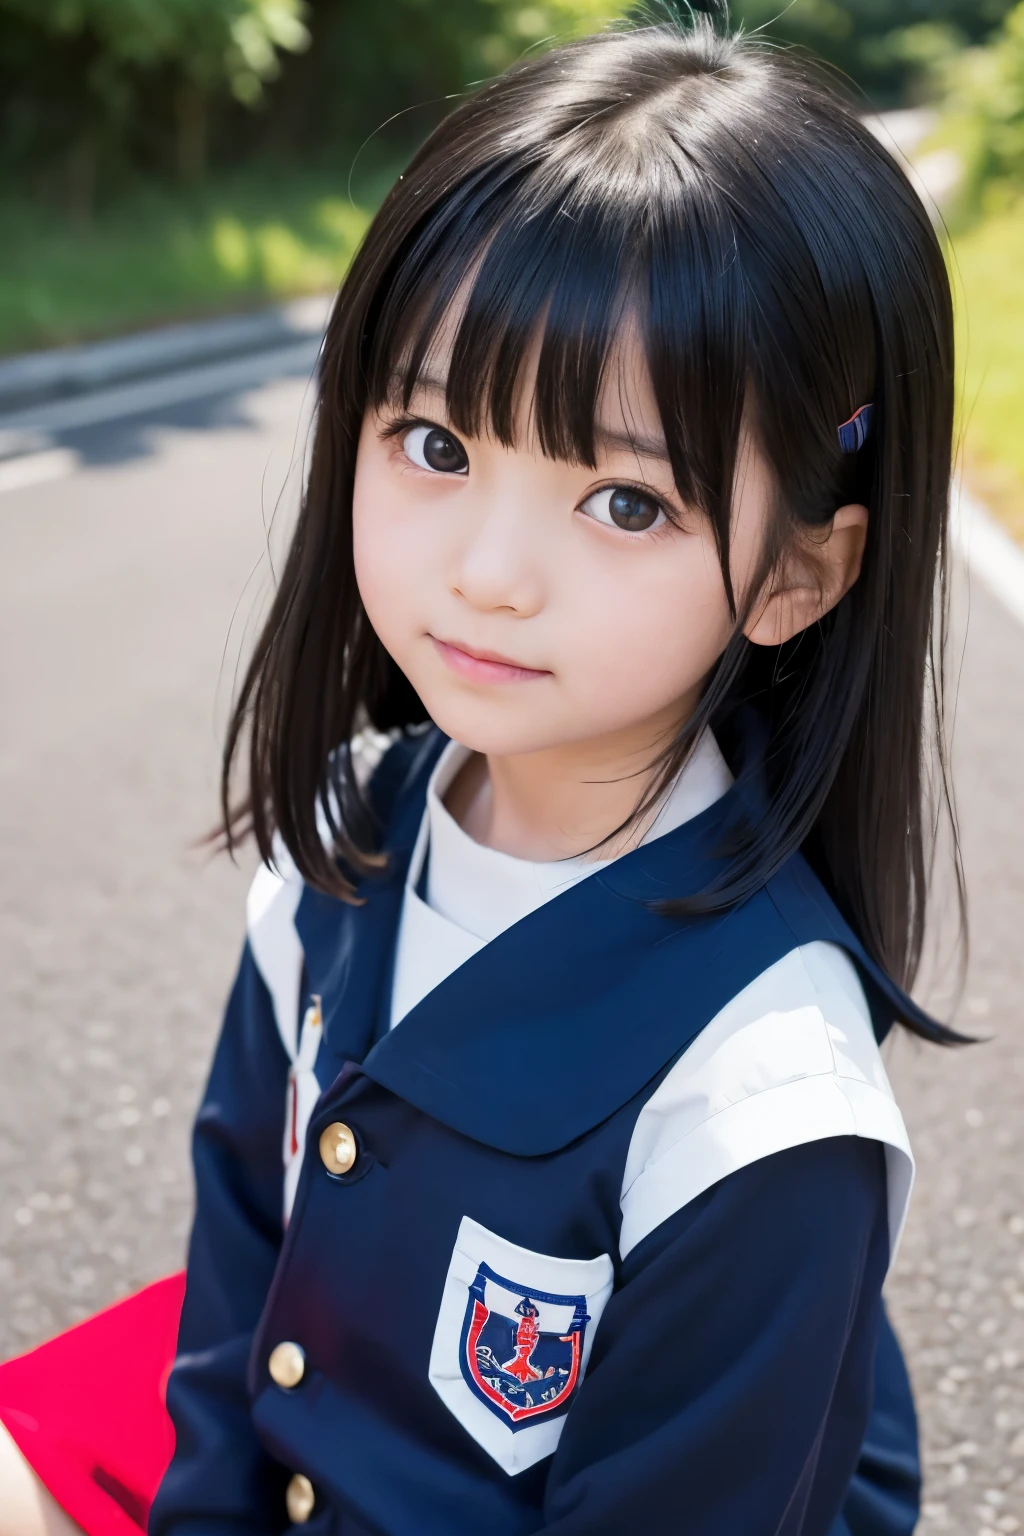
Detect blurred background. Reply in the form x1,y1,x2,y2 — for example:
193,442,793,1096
1,6,1023,1536
2,0,1024,533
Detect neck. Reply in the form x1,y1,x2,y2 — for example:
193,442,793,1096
445,700,698,863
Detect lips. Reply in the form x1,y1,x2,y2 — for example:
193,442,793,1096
430,636,550,684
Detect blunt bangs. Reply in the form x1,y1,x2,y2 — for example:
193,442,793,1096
363,126,755,605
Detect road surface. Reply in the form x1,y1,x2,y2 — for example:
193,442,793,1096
0,366,1021,1536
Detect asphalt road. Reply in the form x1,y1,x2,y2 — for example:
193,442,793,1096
0,368,1022,1536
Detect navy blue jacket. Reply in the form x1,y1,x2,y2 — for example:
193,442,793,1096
151,728,925,1536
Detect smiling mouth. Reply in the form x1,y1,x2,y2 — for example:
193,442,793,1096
430,636,551,684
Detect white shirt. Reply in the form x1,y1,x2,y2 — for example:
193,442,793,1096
388,731,734,1028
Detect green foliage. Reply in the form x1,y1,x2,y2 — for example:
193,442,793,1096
0,0,309,96
935,1,1024,208
948,202,1024,540
0,166,373,354
0,0,309,201
722,0,1016,106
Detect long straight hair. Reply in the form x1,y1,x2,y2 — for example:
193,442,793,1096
222,19,964,1042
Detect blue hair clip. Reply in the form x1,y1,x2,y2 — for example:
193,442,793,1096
837,402,874,454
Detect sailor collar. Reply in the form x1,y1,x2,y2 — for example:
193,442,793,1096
295,725,937,1156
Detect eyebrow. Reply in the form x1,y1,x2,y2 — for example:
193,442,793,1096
393,371,673,464
390,369,447,401
593,426,672,464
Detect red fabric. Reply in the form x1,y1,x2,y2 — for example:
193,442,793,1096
0,1272,185,1535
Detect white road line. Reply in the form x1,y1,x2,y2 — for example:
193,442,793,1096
0,338,320,438
0,448,78,496
952,485,1024,629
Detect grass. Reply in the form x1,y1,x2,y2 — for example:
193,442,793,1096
950,201,1024,544
0,165,387,356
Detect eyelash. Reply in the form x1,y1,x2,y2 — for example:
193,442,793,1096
578,480,680,537
379,413,423,444
380,413,455,457
377,414,683,534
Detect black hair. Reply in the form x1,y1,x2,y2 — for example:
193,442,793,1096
221,17,965,1042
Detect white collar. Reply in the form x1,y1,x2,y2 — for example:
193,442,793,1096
410,731,733,945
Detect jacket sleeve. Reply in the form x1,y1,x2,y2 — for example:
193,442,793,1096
541,1136,890,1536
831,1303,921,1536
149,942,292,1536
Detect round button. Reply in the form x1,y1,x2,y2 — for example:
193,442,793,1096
268,1341,305,1389
285,1472,315,1524
319,1120,357,1176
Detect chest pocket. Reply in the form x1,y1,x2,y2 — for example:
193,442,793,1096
428,1215,614,1476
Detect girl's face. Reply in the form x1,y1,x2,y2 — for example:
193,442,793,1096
352,340,772,762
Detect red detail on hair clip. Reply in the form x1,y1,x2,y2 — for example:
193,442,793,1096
837,403,874,454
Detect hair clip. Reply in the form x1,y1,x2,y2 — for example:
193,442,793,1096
837,402,874,454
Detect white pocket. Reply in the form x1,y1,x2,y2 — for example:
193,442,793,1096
428,1215,614,1476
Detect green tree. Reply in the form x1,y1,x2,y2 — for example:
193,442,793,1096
0,0,309,209
716,0,1017,105
250,0,624,169
937,0,1024,206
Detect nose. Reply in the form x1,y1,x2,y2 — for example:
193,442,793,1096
448,492,544,617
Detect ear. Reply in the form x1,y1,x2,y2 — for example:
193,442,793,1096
743,503,869,648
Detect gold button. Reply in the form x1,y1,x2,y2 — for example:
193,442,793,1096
319,1120,357,1176
268,1341,305,1389
285,1472,315,1524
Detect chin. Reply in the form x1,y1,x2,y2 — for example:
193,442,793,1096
416,690,573,759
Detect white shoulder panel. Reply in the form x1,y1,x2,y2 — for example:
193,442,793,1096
245,838,304,1063
618,942,914,1268
246,842,313,1226
245,729,397,1058
244,731,399,1224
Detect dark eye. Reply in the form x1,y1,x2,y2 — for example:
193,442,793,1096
402,423,469,475
580,485,666,532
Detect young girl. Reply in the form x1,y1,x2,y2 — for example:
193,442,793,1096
0,16,965,1536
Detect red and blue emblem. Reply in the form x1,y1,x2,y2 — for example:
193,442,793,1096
459,1261,591,1430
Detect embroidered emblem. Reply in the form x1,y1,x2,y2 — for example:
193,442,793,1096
460,1261,590,1430
429,1215,613,1474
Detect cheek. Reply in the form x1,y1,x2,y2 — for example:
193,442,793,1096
352,448,429,648
564,532,734,713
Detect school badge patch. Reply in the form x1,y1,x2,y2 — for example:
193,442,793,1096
462,1262,588,1426
429,1216,614,1475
